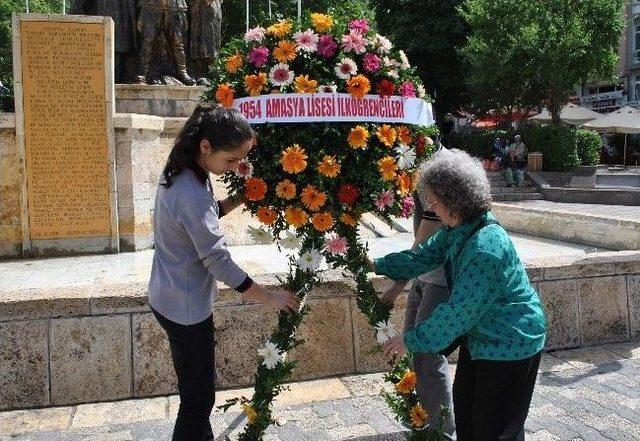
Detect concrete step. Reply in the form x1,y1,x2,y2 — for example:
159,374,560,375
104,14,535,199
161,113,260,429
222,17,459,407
491,187,539,194
493,193,544,201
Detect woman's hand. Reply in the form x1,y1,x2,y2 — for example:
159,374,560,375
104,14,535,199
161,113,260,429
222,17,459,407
382,281,407,305
266,290,301,313
383,335,407,360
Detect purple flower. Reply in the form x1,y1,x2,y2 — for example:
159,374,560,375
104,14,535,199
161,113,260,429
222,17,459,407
399,81,416,98
317,35,338,58
249,46,269,68
362,53,381,73
348,19,369,34
400,196,415,218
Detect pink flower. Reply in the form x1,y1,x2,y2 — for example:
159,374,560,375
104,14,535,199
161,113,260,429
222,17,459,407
426,136,434,145
325,234,350,256
374,190,395,211
362,53,381,73
398,81,416,98
400,196,415,218
249,46,269,68
341,30,367,54
317,35,338,58
348,19,369,34
235,159,254,178
244,26,266,43
294,29,319,53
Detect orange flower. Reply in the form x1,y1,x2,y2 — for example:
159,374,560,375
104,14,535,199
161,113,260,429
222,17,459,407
301,185,327,211
294,75,318,93
273,40,297,63
276,179,297,200
346,74,371,99
347,125,369,149
317,155,341,178
310,13,333,32
225,53,243,73
215,83,234,108
397,125,412,145
281,144,308,174
257,206,277,225
395,370,417,394
242,403,258,424
340,212,359,226
396,171,412,196
267,20,293,38
376,124,397,147
245,178,267,201
244,72,267,96
312,212,334,232
410,403,428,428
285,206,308,227
378,156,398,181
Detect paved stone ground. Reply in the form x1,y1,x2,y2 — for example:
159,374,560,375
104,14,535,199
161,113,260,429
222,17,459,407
3,341,640,440
497,200,640,223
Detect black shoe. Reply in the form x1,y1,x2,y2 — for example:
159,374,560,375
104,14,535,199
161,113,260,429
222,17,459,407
177,71,196,86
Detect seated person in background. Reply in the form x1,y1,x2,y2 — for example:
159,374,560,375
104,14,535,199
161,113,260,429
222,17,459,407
504,135,527,187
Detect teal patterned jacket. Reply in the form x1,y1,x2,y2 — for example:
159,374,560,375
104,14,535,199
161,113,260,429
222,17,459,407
374,212,546,361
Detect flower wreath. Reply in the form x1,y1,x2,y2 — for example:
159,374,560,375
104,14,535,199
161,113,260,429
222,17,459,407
205,12,448,441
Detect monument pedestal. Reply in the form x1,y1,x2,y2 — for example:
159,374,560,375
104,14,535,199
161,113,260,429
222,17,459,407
115,84,206,118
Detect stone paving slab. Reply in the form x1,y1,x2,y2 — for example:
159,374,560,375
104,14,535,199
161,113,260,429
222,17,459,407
3,342,640,440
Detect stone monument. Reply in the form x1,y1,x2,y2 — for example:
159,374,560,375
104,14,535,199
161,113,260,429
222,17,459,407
11,13,118,257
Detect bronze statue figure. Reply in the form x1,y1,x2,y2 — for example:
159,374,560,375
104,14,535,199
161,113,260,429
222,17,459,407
188,0,222,86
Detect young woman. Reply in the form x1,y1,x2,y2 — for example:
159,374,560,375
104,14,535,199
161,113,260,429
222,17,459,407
148,104,300,441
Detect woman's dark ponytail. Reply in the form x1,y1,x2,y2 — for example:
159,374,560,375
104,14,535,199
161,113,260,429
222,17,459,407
161,104,254,188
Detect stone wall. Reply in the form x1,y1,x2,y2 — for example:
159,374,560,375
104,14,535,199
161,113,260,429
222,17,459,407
0,114,22,258
1,253,639,411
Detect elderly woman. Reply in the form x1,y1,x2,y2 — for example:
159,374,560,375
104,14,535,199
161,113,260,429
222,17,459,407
372,149,546,440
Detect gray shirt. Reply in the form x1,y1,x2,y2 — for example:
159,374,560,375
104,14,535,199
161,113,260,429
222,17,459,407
413,192,446,286
148,169,248,325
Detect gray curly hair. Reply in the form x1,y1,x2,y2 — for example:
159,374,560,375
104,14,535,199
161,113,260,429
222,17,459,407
418,148,492,221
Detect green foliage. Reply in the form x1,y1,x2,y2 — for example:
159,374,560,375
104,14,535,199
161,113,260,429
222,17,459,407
448,130,507,159
576,129,601,166
375,0,468,119
459,0,625,123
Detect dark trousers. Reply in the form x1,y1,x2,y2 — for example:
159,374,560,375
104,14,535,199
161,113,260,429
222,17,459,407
453,345,540,441
153,309,216,441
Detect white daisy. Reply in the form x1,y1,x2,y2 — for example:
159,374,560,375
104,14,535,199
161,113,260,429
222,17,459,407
258,341,285,369
294,29,319,53
269,63,295,87
374,321,399,344
296,248,323,272
334,58,358,80
370,34,392,54
387,69,399,80
395,144,417,170
248,226,274,244
280,230,302,250
399,50,411,69
416,83,427,99
235,159,254,178
320,84,338,93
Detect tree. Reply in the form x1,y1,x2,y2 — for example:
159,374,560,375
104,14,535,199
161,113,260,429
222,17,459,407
460,0,625,124
375,0,468,122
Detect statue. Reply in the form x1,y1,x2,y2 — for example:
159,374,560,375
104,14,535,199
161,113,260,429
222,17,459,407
71,0,137,83
135,0,196,85
188,0,223,86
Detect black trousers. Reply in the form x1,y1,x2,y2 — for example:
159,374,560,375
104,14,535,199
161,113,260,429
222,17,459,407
153,309,216,441
453,345,540,441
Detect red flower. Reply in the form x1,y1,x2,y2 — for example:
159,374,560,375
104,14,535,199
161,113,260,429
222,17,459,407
338,184,360,206
377,79,395,98
416,135,426,156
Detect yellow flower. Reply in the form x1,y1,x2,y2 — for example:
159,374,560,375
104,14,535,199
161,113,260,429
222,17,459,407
312,212,334,232
242,403,258,425
378,156,398,181
225,53,244,74
276,179,297,200
376,124,397,147
340,212,359,227
347,125,370,149
267,20,293,38
281,144,308,174
410,403,428,428
396,171,412,196
317,155,341,178
285,206,308,227
397,125,412,145
257,206,277,225
301,185,327,211
215,83,234,108
346,74,371,99
273,40,297,63
395,370,417,394
294,75,318,93
244,72,267,96
310,13,334,32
